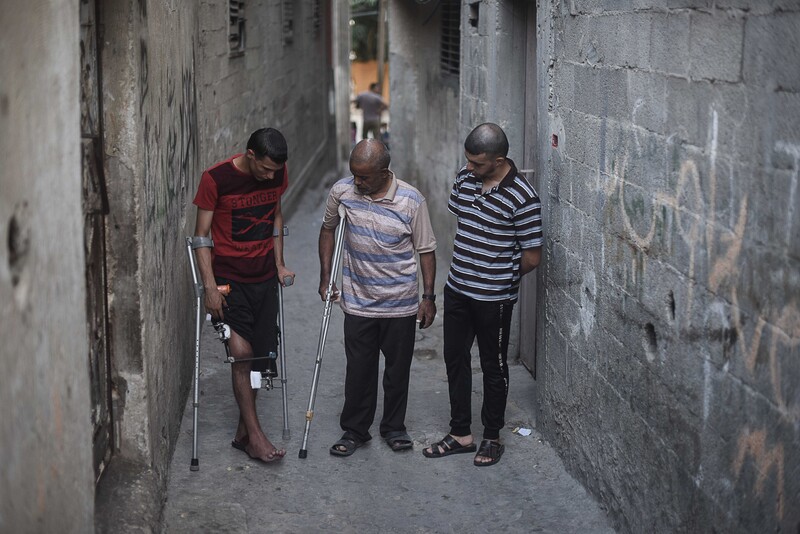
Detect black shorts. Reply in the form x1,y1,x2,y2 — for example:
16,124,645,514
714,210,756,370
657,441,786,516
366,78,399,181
216,276,278,372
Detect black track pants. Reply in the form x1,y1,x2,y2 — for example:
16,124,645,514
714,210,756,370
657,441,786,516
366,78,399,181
443,286,514,440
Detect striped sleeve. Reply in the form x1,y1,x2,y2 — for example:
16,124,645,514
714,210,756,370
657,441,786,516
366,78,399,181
514,182,543,249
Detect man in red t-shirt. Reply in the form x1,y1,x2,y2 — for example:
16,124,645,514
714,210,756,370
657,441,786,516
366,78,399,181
193,128,295,463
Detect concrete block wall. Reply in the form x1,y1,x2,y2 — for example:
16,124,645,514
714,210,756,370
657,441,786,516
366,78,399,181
96,2,202,525
139,0,202,482
0,0,94,530
389,1,463,271
460,0,528,153
390,0,529,290
196,0,339,213
538,1,800,531
95,0,342,527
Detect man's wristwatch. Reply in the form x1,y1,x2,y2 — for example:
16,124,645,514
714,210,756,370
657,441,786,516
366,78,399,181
422,294,436,302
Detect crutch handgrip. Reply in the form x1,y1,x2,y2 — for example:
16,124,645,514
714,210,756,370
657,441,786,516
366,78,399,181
306,411,314,421
283,275,294,287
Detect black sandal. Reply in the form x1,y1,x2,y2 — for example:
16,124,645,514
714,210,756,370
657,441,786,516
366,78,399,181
473,439,504,466
422,434,477,458
384,431,413,452
330,432,367,457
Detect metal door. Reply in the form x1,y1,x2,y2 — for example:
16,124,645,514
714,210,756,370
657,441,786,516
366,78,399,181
80,0,113,481
519,1,539,379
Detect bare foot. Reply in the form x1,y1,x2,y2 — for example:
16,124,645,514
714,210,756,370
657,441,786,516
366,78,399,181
245,433,286,463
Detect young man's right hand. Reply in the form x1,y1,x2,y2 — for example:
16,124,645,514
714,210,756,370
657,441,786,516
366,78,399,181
204,286,227,320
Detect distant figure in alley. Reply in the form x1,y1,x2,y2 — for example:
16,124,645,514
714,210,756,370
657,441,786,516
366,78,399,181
354,82,389,141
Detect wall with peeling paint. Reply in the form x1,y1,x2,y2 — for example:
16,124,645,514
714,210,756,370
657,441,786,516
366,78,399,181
0,0,95,530
537,2,799,532
95,0,342,528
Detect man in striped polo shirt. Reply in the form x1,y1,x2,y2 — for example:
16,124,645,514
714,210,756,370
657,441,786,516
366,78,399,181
423,123,543,466
319,139,437,456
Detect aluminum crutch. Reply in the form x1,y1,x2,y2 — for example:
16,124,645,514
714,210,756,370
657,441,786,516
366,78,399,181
185,236,207,472
276,226,292,441
186,236,230,471
299,209,347,458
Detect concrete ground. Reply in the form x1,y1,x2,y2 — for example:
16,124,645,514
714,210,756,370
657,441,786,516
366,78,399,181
163,176,614,534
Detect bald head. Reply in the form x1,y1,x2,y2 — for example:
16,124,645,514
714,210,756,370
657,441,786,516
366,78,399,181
350,139,391,171
464,123,509,158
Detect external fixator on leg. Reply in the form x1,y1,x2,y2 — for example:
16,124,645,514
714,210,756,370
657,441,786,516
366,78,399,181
209,316,279,390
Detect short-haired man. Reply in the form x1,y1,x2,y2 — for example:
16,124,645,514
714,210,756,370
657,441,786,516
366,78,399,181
193,128,295,463
319,139,437,456
423,123,543,466
353,83,388,141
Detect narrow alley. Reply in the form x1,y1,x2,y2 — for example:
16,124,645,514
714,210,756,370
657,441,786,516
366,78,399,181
160,173,613,534
2,1,798,533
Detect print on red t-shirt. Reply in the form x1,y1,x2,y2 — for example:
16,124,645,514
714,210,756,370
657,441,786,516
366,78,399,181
193,154,288,283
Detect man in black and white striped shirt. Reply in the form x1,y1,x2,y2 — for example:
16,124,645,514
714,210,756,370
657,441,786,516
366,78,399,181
423,123,543,467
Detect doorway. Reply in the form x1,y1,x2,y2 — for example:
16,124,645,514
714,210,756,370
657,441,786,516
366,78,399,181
518,1,540,411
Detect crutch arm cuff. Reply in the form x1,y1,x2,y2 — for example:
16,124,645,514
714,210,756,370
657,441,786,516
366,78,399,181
191,236,214,249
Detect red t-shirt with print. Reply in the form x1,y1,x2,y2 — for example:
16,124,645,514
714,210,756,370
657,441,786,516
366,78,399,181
193,154,288,283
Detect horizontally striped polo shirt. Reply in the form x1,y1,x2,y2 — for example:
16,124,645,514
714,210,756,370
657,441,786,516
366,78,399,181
446,159,543,302
322,173,437,318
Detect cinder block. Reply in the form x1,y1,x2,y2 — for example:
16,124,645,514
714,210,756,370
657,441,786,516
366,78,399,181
563,12,653,69
627,70,669,133
562,109,603,169
561,16,589,65
706,83,753,166
601,0,635,11
742,166,796,250
548,238,569,287
743,13,800,92
649,11,690,78
558,199,582,248
544,320,569,383
715,0,800,14
688,11,744,82
637,259,688,326
665,76,712,148
573,65,630,123
571,0,605,14
664,0,711,8
569,159,598,214
554,61,576,111
584,13,652,70
745,90,800,170
546,283,582,337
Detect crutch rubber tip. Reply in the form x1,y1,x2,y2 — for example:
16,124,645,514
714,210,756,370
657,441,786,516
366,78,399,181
283,429,291,440
298,449,308,459
190,459,199,471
